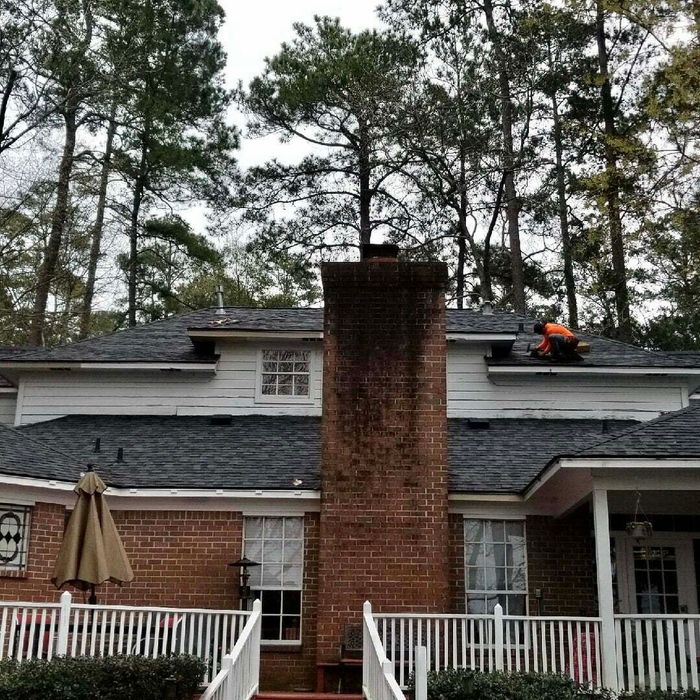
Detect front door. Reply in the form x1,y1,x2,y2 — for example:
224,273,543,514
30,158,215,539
614,534,698,614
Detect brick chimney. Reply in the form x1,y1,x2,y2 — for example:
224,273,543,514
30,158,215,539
317,244,450,662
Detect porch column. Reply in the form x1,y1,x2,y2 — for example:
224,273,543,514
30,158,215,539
592,488,618,691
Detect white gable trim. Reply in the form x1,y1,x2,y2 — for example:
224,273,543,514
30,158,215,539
0,362,217,372
489,366,700,376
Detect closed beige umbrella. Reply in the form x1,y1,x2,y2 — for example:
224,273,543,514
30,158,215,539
52,465,133,603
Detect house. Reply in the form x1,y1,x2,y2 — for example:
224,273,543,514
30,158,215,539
0,245,699,691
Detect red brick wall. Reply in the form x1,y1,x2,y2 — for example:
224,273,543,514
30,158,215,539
0,502,320,690
0,503,242,607
448,513,466,614
526,508,597,616
317,260,451,663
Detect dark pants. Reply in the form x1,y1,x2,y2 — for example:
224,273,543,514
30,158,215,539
549,334,579,358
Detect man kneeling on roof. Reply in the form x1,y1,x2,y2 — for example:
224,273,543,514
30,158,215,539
532,320,581,361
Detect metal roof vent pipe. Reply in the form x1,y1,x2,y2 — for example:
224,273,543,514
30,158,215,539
215,284,225,315
481,300,494,315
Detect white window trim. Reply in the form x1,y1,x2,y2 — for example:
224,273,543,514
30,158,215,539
463,515,529,617
242,515,304,646
254,349,316,405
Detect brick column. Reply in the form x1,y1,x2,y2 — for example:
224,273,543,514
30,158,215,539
317,251,450,662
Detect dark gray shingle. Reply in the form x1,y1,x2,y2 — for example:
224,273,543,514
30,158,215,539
0,424,80,481
575,402,700,458
2,308,695,368
11,414,636,493
448,417,637,492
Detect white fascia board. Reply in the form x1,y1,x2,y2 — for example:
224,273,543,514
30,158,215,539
446,333,517,342
0,387,17,394
188,329,323,340
488,365,700,376
0,362,216,372
190,330,516,342
0,474,320,500
449,493,522,502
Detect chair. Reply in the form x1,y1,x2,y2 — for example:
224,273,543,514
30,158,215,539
316,623,364,692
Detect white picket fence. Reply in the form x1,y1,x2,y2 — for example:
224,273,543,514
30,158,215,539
0,592,251,683
615,614,700,692
363,601,406,700
200,599,262,700
375,606,602,689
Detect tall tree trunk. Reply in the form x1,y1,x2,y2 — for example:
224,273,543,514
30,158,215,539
79,105,117,339
29,101,78,346
358,120,372,249
482,0,526,313
548,46,578,328
483,171,506,304
456,149,468,309
595,1,632,341
127,132,148,327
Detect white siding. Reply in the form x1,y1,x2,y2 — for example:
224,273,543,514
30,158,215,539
16,340,323,425
0,394,16,425
447,343,687,419
13,340,691,425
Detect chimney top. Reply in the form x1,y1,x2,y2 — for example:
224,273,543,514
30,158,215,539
481,300,494,315
361,243,399,261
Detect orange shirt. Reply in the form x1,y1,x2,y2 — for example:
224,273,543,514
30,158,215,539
536,323,576,353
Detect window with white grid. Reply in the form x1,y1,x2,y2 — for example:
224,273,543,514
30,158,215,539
244,516,303,642
464,518,527,615
257,350,311,402
0,505,31,572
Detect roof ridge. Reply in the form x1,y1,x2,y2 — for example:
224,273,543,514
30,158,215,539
573,403,700,454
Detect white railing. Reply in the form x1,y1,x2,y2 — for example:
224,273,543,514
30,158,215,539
615,614,700,692
375,606,602,689
200,599,262,700
363,601,406,700
0,593,251,683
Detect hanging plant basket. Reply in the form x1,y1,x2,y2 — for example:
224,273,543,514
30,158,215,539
626,520,653,540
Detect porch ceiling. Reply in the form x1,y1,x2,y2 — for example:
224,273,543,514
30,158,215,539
525,458,700,517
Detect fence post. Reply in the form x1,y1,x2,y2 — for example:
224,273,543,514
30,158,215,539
56,591,71,656
494,604,504,672
363,601,372,692
415,645,428,700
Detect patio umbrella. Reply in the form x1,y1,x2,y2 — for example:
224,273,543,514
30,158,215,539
52,465,133,604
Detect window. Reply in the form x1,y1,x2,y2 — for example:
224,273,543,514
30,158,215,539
464,518,527,615
257,350,311,402
243,516,303,642
0,504,31,573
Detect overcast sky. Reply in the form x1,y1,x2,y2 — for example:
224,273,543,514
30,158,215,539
220,0,383,168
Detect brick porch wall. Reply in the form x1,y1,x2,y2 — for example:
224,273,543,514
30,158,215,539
0,500,597,688
526,508,597,617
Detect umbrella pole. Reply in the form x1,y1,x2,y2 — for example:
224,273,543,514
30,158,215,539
88,584,97,605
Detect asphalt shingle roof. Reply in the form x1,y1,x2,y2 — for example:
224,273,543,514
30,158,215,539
448,417,637,492
487,329,695,368
1,311,220,364
574,402,700,458
2,308,696,369
10,414,637,493
17,415,321,490
0,424,79,481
